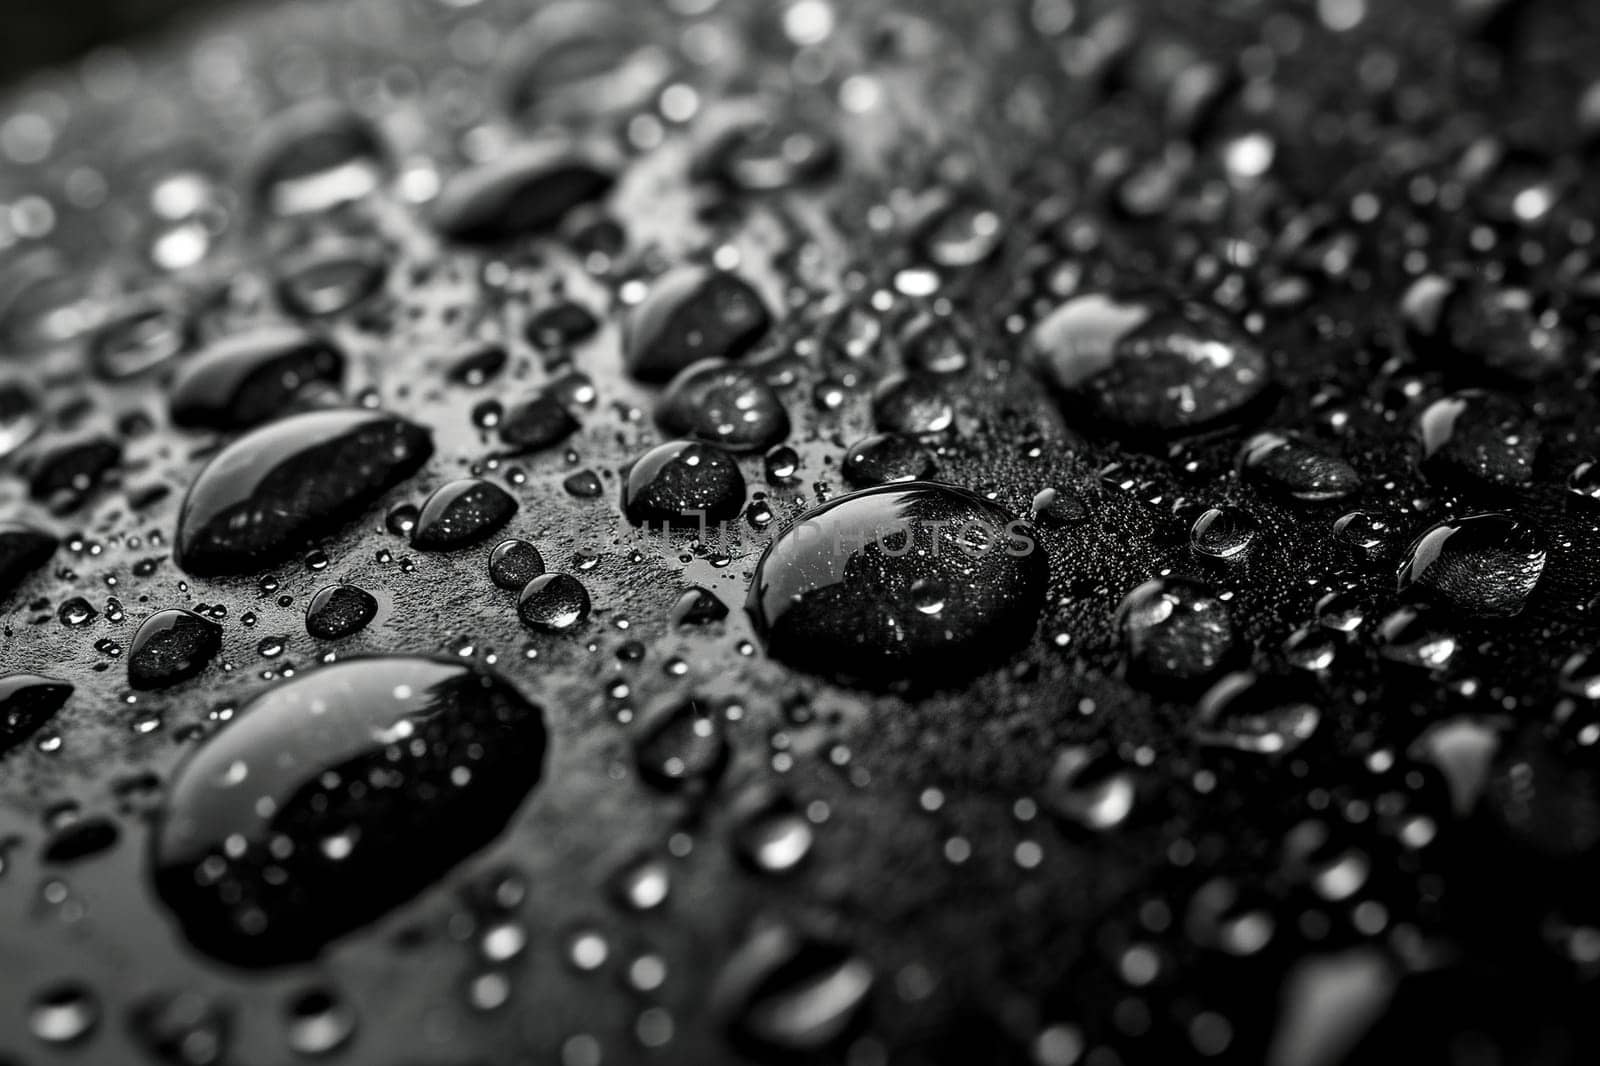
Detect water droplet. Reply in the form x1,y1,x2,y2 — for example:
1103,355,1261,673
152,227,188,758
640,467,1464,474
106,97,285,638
276,241,387,319
490,540,546,591
622,440,746,527
58,595,98,626
764,444,800,481
871,375,954,434
842,433,937,488
1044,746,1137,831
0,673,73,756
128,609,222,690
1416,390,1537,488
170,326,344,431
518,573,591,632
1374,607,1458,670
634,695,729,793
304,584,377,640
1190,506,1257,559
1031,291,1270,436
432,143,614,244
712,925,874,1057
609,853,671,911
129,989,232,1065
247,100,386,217
658,360,791,452
1396,513,1545,618
1116,577,1237,687
1400,273,1570,384
283,988,356,1057
411,478,517,552
624,267,771,383
748,483,1046,687
152,657,547,966
697,116,839,192
89,301,190,380
175,410,432,575
671,585,728,626
29,982,99,1045
499,392,580,453
1194,672,1321,755
1238,432,1360,502
731,788,813,873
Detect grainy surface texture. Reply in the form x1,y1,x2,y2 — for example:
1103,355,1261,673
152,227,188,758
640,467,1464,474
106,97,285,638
2,0,1600,1064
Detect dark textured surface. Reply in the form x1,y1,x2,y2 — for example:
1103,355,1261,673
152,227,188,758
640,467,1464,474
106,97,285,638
2,0,1600,1064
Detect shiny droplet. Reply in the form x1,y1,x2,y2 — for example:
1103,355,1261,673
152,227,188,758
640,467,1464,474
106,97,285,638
1396,513,1546,618
411,479,517,552
748,483,1046,687
151,657,547,967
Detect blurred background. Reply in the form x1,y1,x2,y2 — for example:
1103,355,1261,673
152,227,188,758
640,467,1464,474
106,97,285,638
0,0,231,85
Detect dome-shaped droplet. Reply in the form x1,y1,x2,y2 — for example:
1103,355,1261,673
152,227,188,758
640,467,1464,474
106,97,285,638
170,326,344,431
432,144,614,245
175,410,432,576
304,584,378,640
88,301,191,380
1190,505,1257,559
696,115,839,192
0,521,57,602
128,608,222,690
500,1,670,123
275,241,387,319
842,433,937,488
128,989,233,1066
1416,390,1538,488
1396,513,1545,618
411,479,517,552
0,377,43,460
489,540,545,591
712,925,874,1058
1400,274,1570,384
1115,577,1237,686
624,267,771,383
730,788,813,873
1194,672,1321,755
1238,432,1360,502
1374,607,1459,670
518,573,590,632
283,988,356,1057
633,695,729,793
498,392,580,454
658,359,790,452
0,673,73,756
29,982,99,1045
150,657,547,967
671,585,728,627
871,375,954,434
246,100,386,217
1030,291,1271,435
27,434,121,505
622,440,746,527
748,483,1046,687
1044,746,1137,831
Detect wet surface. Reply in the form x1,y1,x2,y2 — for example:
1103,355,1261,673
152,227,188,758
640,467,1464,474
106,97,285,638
2,0,1600,1063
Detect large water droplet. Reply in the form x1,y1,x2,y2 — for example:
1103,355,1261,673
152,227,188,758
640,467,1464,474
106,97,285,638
128,608,223,690
246,100,387,217
1416,390,1537,488
432,144,614,244
622,440,747,527
624,267,771,383
304,584,377,640
0,673,73,756
1115,577,1237,686
151,657,547,967
1238,432,1360,502
1194,672,1321,755
411,478,517,552
0,520,57,602
170,326,344,431
842,433,937,488
518,573,591,632
1396,513,1546,618
1190,505,1257,559
175,410,432,575
712,925,874,1058
1030,291,1271,435
657,360,791,452
748,483,1046,687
